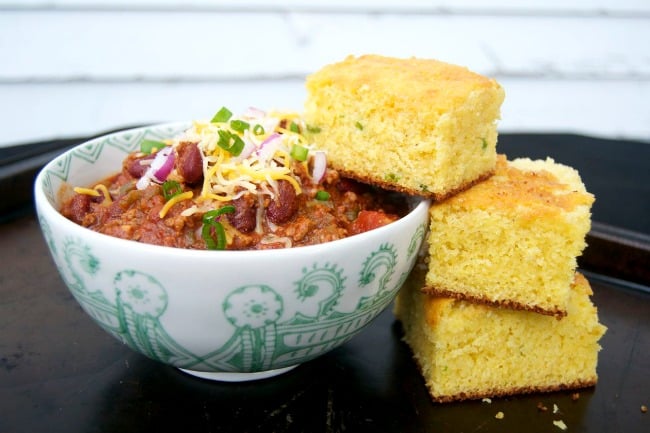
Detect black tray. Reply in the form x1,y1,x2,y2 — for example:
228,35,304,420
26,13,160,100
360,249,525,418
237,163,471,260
1,132,649,432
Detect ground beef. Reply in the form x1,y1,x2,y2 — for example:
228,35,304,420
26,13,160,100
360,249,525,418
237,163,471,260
60,151,408,250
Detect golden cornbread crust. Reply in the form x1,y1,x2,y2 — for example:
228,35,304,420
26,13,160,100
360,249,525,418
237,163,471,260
395,269,606,404
422,285,567,318
333,166,496,201
440,155,594,215
304,54,505,200
424,155,594,316
426,378,599,404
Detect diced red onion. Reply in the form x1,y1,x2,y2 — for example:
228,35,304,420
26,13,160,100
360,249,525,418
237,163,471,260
232,136,256,162
257,133,281,161
136,175,151,190
135,146,175,190
311,151,327,183
259,132,280,148
242,106,266,119
261,117,280,134
150,147,175,182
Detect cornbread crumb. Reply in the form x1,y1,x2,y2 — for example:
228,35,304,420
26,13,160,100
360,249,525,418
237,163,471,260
394,266,606,403
553,404,560,414
495,411,504,419
424,155,594,317
304,54,505,200
537,402,549,412
553,420,568,430
641,404,648,413
482,398,492,404
571,392,580,401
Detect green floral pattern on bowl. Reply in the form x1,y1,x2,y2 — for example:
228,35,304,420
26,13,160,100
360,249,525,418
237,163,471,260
34,123,430,381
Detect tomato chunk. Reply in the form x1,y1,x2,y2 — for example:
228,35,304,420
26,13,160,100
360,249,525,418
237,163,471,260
349,210,398,235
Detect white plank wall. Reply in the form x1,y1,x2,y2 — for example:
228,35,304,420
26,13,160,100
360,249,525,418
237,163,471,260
1,0,649,146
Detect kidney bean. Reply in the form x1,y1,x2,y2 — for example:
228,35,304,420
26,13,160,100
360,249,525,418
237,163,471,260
176,141,203,184
125,154,154,178
62,193,91,225
227,194,257,233
266,180,298,225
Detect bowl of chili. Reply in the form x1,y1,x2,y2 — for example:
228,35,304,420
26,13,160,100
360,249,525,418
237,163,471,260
34,108,430,381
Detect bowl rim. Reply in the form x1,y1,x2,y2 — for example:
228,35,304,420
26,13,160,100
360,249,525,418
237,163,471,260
34,122,431,259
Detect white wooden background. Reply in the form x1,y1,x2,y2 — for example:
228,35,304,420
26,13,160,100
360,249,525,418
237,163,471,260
1,0,649,147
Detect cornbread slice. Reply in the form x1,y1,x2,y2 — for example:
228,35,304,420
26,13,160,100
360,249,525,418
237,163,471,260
395,269,606,403
424,155,594,317
304,54,505,200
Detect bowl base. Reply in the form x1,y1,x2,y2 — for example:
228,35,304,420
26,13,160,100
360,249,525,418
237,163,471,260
178,365,298,382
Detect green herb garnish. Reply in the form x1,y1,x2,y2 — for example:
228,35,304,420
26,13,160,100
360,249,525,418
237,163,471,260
211,106,233,123
252,124,265,135
385,173,401,182
217,130,245,156
230,119,250,133
480,137,488,150
315,190,330,201
290,144,309,162
289,121,300,133
202,206,236,250
202,222,227,250
140,139,167,155
162,180,183,201
355,121,364,130
306,124,321,134
203,206,236,223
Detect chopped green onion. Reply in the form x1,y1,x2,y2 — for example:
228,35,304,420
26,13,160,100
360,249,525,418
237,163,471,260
217,130,245,156
230,119,250,132
480,137,488,150
202,221,227,250
211,106,232,123
355,121,364,131
289,121,300,133
203,205,235,223
162,180,182,201
202,205,235,250
306,124,321,134
230,136,245,156
315,190,330,201
140,139,167,155
290,144,309,162
252,124,265,135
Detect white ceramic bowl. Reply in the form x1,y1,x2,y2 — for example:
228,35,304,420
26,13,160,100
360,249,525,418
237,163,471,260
34,122,430,381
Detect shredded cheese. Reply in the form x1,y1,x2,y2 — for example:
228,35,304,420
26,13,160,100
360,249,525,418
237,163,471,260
73,187,100,197
220,219,236,246
152,108,315,224
159,191,194,218
73,184,112,204
94,184,112,204
72,108,320,236
183,110,313,205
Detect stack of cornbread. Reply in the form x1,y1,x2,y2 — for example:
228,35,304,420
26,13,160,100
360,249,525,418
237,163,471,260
394,154,606,402
305,54,607,403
